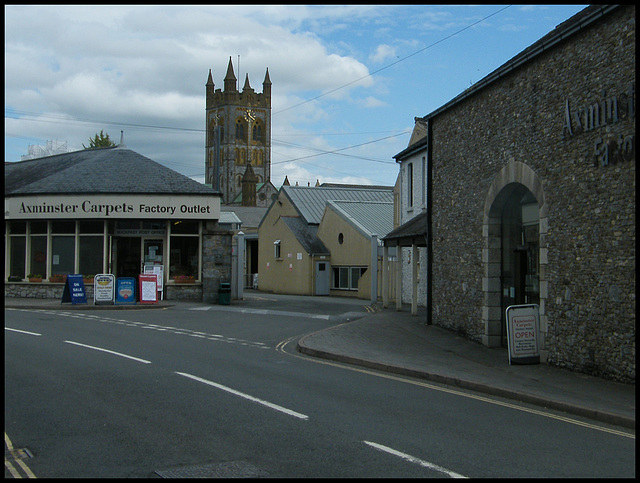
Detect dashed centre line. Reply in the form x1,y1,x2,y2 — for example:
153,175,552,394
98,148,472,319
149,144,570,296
10,308,269,350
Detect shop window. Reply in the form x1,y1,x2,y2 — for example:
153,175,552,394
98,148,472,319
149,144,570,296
117,220,139,231
51,236,75,275
9,235,26,279
52,220,75,234
30,221,47,234
171,220,199,235
10,221,27,234
169,236,199,279
142,221,166,231
332,266,367,290
79,220,104,234
79,236,103,276
29,236,47,277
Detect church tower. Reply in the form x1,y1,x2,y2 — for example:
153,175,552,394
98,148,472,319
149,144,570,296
205,57,272,205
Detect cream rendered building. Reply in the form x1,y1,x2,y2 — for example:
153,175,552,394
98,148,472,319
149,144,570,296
258,185,393,297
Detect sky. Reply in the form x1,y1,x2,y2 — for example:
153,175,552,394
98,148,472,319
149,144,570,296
5,4,587,188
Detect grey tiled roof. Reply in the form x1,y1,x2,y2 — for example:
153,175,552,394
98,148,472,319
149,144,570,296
4,146,218,196
326,200,394,240
281,216,330,255
282,185,393,225
220,206,268,229
383,210,428,246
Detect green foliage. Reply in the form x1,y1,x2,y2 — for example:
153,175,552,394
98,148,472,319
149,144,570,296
83,130,116,149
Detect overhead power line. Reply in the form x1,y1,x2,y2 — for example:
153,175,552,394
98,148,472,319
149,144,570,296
273,5,512,115
5,109,409,165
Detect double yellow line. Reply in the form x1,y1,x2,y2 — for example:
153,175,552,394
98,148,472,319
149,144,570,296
4,433,35,479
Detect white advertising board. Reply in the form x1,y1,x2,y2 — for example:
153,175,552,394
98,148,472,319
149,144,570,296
94,274,115,305
505,304,540,365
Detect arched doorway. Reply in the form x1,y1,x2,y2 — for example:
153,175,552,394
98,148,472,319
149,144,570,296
482,161,547,350
497,185,540,346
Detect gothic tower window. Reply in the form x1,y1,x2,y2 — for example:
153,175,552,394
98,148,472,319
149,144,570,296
235,119,245,142
253,123,263,143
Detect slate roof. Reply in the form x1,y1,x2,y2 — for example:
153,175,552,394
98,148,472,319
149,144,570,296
4,146,218,196
280,216,330,255
281,185,394,225
326,200,394,241
383,210,428,246
220,205,268,230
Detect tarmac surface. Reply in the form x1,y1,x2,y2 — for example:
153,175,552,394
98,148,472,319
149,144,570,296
5,292,635,431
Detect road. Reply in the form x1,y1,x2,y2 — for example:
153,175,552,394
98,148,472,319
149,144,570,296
4,295,635,477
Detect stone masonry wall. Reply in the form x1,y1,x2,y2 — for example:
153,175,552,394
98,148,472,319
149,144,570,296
430,6,635,382
202,222,233,304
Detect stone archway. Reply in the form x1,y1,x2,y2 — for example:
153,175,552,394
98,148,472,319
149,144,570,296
482,161,548,354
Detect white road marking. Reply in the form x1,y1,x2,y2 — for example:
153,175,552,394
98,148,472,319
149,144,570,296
5,327,41,336
364,441,466,478
190,305,331,320
64,340,151,364
175,371,309,420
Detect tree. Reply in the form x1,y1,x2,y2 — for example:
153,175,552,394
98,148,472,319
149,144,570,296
83,130,116,149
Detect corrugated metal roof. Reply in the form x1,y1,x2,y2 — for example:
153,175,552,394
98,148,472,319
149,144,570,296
282,185,393,225
4,146,218,196
326,200,394,240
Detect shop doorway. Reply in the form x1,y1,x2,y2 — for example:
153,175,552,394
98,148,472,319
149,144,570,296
498,187,540,347
112,237,164,280
483,162,546,349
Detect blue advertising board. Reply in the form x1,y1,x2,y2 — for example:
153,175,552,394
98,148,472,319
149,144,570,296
115,277,136,305
61,274,87,305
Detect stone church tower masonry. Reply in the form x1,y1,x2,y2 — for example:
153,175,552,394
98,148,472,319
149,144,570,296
205,57,272,204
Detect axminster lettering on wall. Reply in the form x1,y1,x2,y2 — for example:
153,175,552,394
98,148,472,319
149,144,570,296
562,82,635,167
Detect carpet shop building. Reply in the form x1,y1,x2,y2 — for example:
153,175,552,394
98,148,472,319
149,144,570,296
5,145,231,303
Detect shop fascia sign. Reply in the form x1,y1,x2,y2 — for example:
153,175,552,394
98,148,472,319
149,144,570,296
5,194,220,220
562,82,635,167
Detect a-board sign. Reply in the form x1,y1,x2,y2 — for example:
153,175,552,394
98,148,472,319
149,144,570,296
94,274,115,305
139,274,158,304
61,274,87,304
115,277,136,305
505,304,540,364
143,265,163,299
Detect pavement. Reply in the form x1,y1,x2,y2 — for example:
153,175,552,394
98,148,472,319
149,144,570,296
5,294,635,430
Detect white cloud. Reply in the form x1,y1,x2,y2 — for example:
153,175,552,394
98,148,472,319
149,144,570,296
370,44,397,64
5,4,588,187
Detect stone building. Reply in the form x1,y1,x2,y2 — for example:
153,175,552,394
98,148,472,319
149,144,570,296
205,57,277,207
392,5,634,382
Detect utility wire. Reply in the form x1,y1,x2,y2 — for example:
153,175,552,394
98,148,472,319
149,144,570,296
5,5,510,166
273,5,512,115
